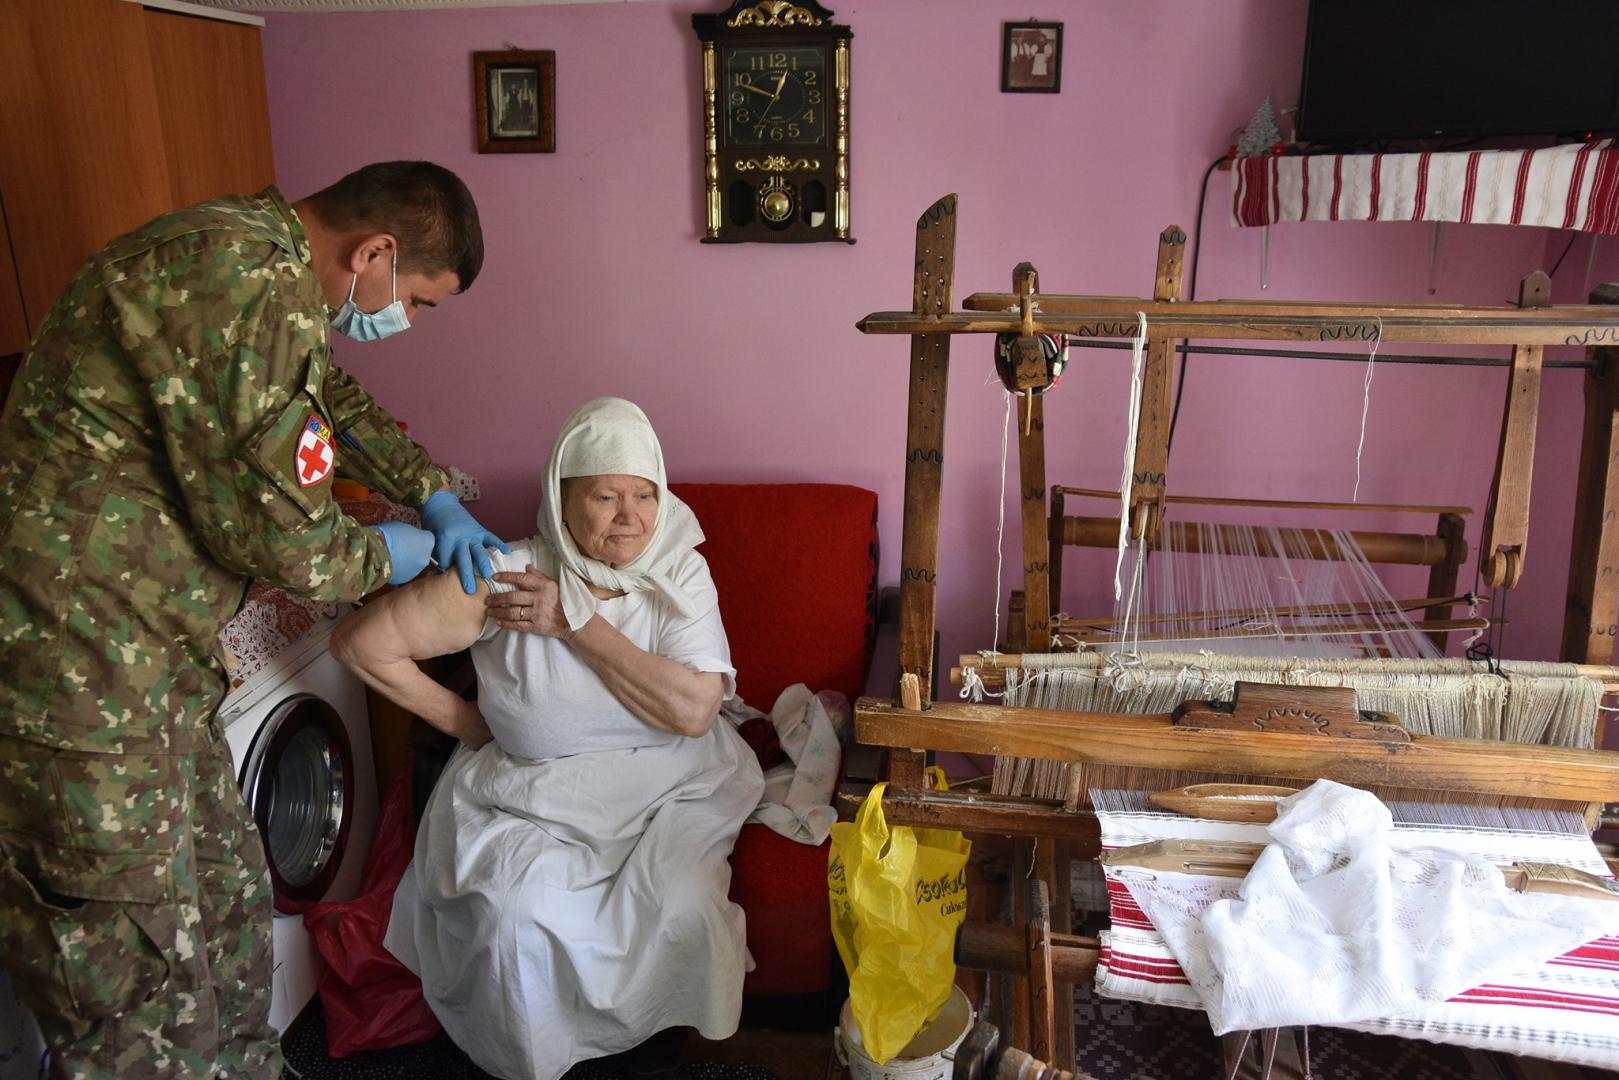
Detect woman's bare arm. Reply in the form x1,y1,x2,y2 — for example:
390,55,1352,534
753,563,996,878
485,565,725,737
332,571,495,747
570,617,725,737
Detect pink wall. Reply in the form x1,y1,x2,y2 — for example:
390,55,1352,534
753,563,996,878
260,1,1619,684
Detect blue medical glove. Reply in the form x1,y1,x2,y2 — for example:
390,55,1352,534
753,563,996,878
420,490,511,594
371,521,436,585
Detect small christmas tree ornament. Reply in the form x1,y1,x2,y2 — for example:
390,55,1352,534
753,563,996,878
1238,97,1281,157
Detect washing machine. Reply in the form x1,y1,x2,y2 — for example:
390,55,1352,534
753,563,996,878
217,617,379,1033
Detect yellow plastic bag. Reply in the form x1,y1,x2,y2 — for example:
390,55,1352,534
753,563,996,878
827,770,971,1064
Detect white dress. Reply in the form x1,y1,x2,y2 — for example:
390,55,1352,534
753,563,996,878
385,541,766,1080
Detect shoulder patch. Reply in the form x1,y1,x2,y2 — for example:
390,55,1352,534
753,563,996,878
295,414,336,488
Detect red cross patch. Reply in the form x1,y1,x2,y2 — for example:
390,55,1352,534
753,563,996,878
295,414,336,489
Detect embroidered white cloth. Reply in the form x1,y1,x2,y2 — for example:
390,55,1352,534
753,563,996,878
1231,139,1619,236
1095,788,1619,1068
1116,781,1614,1033
722,684,850,845
217,584,339,684
539,397,706,632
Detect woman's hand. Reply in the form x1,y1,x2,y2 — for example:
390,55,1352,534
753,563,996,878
486,563,573,638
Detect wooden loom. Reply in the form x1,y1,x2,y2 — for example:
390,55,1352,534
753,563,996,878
841,194,1619,1071
967,220,1548,667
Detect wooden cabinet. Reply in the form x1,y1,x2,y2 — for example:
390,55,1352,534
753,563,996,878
145,7,277,210
0,210,29,359
0,0,275,352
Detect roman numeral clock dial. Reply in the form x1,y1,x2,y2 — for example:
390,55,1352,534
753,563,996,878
693,1,852,243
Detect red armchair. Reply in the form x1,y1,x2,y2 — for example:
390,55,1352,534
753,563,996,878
670,483,879,1019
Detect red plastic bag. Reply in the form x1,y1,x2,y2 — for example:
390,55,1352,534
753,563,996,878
303,750,441,1056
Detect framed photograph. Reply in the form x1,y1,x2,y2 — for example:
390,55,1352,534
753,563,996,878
1001,22,1063,94
474,50,555,153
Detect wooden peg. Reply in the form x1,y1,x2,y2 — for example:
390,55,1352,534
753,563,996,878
1013,261,1041,298
899,671,922,711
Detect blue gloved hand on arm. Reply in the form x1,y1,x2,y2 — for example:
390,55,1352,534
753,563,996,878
420,490,512,594
371,521,437,586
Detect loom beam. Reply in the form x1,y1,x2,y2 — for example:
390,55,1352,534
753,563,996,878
853,695,1619,804
950,653,1619,694
1126,226,1187,549
1480,273,1549,589
1013,264,1053,653
955,922,1100,983
856,308,1619,344
1054,487,1475,516
895,194,957,761
1055,591,1485,631
1562,282,1619,666
1057,514,1459,566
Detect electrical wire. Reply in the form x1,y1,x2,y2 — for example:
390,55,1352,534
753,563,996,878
1548,231,1580,278
1166,154,1230,457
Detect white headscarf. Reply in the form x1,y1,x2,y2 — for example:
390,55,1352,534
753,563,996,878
538,397,706,632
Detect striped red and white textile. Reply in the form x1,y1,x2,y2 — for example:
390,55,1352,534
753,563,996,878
1094,808,1619,1069
1231,140,1619,236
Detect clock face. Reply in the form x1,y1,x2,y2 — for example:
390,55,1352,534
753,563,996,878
723,45,827,146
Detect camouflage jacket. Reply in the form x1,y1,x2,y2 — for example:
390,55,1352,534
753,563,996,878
0,187,448,756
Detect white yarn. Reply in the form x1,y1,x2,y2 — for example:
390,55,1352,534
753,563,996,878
992,652,1602,798
1352,317,1383,502
991,388,1013,658
1462,595,1487,651
1118,531,1148,657
959,664,986,702
959,663,1006,703
1115,312,1150,600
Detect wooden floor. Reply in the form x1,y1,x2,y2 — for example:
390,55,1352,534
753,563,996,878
688,1028,841,1080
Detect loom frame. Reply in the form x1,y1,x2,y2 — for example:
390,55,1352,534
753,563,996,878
843,194,1619,1067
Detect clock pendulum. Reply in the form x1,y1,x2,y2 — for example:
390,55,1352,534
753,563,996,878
759,176,794,224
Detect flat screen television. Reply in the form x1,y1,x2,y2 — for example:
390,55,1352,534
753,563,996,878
1296,1,1619,143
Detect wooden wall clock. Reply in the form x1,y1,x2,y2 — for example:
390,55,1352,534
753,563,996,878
692,0,852,243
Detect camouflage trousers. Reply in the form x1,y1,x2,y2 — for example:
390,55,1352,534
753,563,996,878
0,732,281,1080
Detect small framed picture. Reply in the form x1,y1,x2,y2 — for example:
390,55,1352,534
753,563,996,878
474,50,555,153
1001,22,1063,94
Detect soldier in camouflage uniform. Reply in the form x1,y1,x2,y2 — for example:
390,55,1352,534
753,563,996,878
0,161,498,1079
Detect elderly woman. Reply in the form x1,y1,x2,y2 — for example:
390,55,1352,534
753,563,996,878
331,397,764,1080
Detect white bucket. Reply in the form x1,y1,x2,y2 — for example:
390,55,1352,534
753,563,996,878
834,986,974,1080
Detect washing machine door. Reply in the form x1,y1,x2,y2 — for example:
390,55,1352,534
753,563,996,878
239,692,355,914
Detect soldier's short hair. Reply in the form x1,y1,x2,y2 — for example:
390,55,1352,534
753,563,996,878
305,161,484,290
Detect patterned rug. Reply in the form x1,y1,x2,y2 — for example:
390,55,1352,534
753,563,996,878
1072,981,1482,1080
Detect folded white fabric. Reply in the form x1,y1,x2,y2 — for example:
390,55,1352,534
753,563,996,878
723,683,848,845
1118,779,1618,1033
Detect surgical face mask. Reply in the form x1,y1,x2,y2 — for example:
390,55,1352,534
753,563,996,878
331,250,411,342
